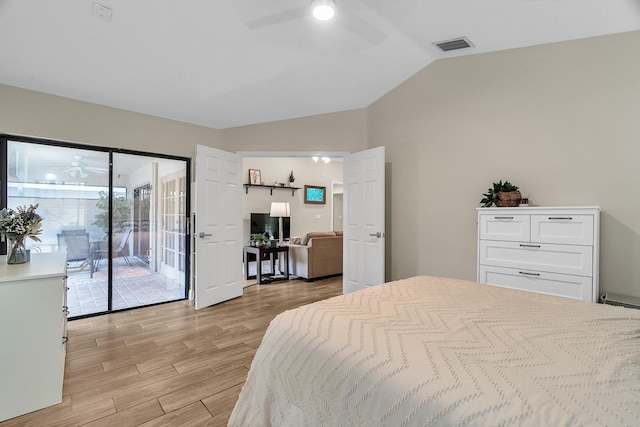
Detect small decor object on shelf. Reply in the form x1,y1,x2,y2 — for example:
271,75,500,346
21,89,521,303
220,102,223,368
480,180,522,207
519,197,529,207
0,204,44,264
249,169,262,185
288,170,295,186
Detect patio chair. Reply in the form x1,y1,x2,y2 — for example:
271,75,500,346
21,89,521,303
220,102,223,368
93,228,133,271
57,230,91,272
114,228,133,266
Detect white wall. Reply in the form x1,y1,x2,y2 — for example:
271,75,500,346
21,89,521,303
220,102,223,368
242,157,343,243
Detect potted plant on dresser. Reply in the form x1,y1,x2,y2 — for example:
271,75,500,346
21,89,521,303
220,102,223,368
480,180,522,207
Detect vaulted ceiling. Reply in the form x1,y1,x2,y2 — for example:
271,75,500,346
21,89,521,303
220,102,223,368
1,0,639,129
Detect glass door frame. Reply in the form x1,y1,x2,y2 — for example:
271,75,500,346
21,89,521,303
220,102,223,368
0,134,191,319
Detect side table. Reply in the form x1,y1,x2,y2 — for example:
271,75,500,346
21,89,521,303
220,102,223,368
243,245,289,284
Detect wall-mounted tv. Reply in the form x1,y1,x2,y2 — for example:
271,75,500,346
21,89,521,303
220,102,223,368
250,213,290,240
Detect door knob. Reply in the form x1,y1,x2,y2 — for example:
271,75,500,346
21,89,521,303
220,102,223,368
198,232,212,239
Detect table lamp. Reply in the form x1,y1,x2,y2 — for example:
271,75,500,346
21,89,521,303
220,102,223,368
269,202,290,246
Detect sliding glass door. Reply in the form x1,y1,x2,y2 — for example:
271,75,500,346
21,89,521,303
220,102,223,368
6,141,110,316
110,153,188,311
3,137,189,318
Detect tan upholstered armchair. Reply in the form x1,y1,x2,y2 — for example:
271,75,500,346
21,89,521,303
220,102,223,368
287,231,343,280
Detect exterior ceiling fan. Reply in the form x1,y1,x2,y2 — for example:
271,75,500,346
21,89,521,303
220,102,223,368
246,0,387,43
63,155,108,179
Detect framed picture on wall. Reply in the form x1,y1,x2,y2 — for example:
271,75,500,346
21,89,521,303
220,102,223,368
248,169,262,185
304,185,326,204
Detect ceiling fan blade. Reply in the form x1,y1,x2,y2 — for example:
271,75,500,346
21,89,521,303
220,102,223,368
67,169,87,179
85,167,108,173
340,9,387,44
246,6,308,29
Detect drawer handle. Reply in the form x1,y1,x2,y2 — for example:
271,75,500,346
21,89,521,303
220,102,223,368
519,244,541,248
548,217,572,220
62,336,68,344
494,216,514,220
519,271,540,277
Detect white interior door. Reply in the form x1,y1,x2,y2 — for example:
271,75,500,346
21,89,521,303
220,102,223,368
343,146,385,294
194,144,243,310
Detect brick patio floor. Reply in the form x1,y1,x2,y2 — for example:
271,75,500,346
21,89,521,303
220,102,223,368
66,256,186,318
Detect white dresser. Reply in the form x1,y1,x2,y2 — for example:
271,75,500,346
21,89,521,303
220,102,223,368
477,207,600,303
0,252,68,422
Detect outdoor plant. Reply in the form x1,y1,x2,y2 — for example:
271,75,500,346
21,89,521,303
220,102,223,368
480,180,520,207
93,191,130,234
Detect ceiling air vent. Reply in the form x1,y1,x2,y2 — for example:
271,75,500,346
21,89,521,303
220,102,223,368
434,37,474,52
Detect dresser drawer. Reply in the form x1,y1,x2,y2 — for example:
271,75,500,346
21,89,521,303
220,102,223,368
479,265,593,302
530,214,594,245
479,214,530,242
479,240,593,276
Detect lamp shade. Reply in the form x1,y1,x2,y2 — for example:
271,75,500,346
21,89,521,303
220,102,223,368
270,202,290,218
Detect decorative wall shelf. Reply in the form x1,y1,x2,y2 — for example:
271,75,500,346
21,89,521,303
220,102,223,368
244,184,299,196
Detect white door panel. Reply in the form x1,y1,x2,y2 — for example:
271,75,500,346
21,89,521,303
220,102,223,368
343,146,385,294
194,145,243,310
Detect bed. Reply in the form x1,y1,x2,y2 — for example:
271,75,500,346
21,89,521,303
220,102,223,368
228,276,640,426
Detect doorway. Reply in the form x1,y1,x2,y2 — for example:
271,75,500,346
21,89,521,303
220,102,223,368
331,181,343,231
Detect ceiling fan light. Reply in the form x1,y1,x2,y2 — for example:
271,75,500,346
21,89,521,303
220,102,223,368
312,0,335,21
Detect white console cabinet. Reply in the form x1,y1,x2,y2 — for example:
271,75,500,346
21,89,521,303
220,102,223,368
0,252,68,422
477,207,600,302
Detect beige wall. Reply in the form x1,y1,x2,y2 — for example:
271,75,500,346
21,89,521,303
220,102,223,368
370,31,640,297
0,84,221,158
0,84,367,159
219,108,368,153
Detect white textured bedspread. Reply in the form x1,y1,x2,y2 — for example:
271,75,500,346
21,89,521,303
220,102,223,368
228,276,640,426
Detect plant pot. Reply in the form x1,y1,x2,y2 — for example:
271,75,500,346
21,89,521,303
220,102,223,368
495,191,522,207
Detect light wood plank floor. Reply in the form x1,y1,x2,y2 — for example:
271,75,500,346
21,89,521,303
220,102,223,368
2,277,343,427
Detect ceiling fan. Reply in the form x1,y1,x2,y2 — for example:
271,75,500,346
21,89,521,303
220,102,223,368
63,155,108,179
246,0,387,44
